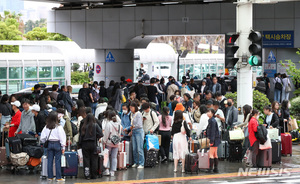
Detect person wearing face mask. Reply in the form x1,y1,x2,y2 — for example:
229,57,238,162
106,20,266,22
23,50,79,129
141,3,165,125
248,109,260,168
121,103,131,141
225,98,238,129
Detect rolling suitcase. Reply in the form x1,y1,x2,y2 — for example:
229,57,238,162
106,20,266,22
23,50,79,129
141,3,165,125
144,149,158,167
97,155,104,178
257,148,272,168
117,152,127,170
217,140,227,159
271,139,281,163
122,141,132,167
198,149,209,170
0,131,8,166
281,123,292,156
41,155,56,179
190,140,200,153
185,142,198,173
61,151,78,178
228,142,243,162
6,137,22,154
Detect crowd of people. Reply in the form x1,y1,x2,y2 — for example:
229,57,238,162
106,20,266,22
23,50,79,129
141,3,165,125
0,72,293,180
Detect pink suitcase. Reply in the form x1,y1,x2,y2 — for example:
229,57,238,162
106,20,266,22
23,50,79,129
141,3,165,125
117,152,127,170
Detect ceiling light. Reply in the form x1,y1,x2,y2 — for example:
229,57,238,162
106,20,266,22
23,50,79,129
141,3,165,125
123,3,136,6
161,1,179,5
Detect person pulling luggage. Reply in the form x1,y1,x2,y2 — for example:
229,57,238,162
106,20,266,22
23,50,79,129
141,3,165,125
206,108,221,173
248,109,260,168
40,111,66,182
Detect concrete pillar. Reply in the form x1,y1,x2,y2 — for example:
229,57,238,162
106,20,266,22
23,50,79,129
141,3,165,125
236,0,253,120
94,49,134,87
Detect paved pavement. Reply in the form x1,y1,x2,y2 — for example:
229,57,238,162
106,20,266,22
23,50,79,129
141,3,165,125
1,145,300,184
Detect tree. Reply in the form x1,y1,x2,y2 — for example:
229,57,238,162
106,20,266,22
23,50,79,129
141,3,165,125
25,19,47,33
25,27,71,41
0,13,23,53
72,63,80,72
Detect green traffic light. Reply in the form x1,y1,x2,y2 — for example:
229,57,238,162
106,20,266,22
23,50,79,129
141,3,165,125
248,55,262,66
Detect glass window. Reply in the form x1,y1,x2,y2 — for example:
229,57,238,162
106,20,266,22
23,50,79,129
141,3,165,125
53,66,65,78
194,64,201,79
58,79,65,86
185,64,194,78
179,64,185,81
9,67,22,79
39,67,51,78
210,64,217,74
9,80,22,94
0,68,7,79
218,64,224,76
0,81,7,94
25,67,37,79
202,64,209,73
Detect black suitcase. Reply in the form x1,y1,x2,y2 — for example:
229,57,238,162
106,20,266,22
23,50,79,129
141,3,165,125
257,148,272,168
16,134,34,145
6,137,22,154
23,145,44,158
217,140,228,159
144,149,158,167
228,142,243,162
271,139,281,163
98,155,104,178
23,138,38,147
185,153,198,173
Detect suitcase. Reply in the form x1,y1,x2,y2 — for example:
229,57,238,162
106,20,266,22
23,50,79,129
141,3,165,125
61,151,78,177
281,133,292,156
144,149,158,167
257,148,272,168
117,152,127,170
0,131,8,166
6,137,22,154
271,139,281,163
190,140,200,153
23,138,38,147
217,140,227,159
97,155,104,178
121,141,132,167
16,134,34,145
41,155,56,179
27,157,41,167
228,142,243,162
169,141,173,162
23,145,44,158
185,151,198,173
198,149,209,170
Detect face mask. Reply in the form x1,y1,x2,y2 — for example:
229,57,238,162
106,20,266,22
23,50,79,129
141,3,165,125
256,116,259,120
123,110,128,114
176,95,180,98
227,102,232,107
288,104,291,108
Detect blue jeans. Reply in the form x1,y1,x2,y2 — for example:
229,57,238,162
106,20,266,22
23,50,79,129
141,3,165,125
47,141,62,179
91,103,98,115
1,115,11,132
274,89,281,102
132,128,144,166
106,146,118,172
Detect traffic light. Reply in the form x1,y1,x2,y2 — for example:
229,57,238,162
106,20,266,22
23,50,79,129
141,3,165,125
248,30,262,66
225,33,239,69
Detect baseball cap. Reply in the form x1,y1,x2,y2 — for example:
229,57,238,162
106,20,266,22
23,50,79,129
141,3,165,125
202,79,207,83
11,101,21,108
32,104,40,112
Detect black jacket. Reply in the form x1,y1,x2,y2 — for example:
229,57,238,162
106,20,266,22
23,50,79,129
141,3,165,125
280,108,290,132
171,120,190,137
263,113,279,129
99,86,107,98
35,111,46,134
206,117,221,147
79,123,103,146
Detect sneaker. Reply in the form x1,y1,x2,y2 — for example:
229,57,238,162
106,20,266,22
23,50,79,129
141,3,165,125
110,171,115,177
103,170,110,176
56,178,65,182
132,164,138,168
137,165,144,169
182,170,185,173
48,178,54,181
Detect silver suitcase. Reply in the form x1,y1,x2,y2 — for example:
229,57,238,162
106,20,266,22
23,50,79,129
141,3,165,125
41,155,56,179
198,149,209,170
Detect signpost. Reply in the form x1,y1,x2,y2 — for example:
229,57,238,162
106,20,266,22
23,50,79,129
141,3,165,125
264,51,277,77
96,65,101,74
262,31,294,48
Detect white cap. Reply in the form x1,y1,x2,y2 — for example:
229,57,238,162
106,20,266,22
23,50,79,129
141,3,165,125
32,104,40,112
11,101,21,108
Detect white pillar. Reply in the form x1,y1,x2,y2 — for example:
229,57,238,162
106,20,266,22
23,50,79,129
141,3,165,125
94,49,134,87
236,0,253,120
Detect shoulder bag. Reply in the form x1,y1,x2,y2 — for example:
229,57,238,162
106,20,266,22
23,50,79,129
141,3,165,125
109,123,121,145
43,129,52,148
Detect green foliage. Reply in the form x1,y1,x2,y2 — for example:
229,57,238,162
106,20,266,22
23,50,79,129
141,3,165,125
25,18,46,33
71,71,89,85
0,11,22,53
290,96,300,119
225,90,271,114
72,63,80,72
25,27,71,41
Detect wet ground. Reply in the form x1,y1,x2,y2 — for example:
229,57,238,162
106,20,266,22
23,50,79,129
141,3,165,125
1,145,300,184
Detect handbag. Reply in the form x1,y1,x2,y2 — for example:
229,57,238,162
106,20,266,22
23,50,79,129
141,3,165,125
43,129,52,148
199,131,210,149
288,119,298,132
259,135,272,150
109,124,121,145
285,81,292,92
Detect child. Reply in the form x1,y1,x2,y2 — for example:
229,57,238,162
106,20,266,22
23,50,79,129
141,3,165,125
206,108,221,173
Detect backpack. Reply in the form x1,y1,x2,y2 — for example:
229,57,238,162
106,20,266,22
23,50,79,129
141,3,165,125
255,124,268,144
71,121,78,137
80,89,90,102
142,110,159,133
275,79,283,90
92,90,100,102
220,82,228,95
138,85,146,97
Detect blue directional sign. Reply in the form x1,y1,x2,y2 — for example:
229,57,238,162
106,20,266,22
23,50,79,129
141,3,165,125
106,52,115,62
262,31,294,48
267,51,276,63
